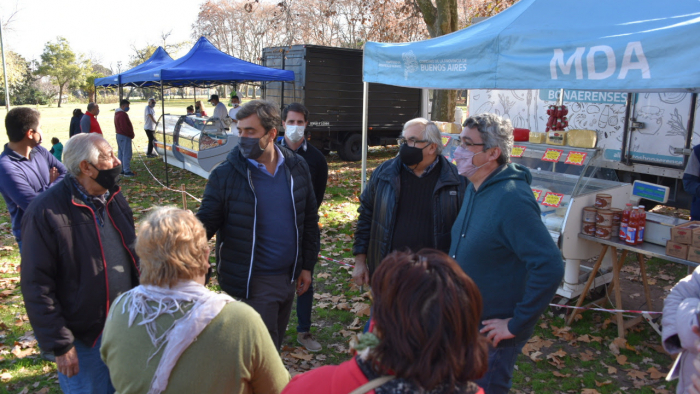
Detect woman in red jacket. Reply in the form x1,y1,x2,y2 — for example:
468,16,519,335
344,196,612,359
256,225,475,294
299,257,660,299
282,249,488,394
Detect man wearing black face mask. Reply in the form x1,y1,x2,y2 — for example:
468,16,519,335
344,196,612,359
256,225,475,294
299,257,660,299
197,100,319,350
20,133,139,393
352,118,467,286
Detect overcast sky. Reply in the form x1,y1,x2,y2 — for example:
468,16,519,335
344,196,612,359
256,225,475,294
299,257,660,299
0,0,202,72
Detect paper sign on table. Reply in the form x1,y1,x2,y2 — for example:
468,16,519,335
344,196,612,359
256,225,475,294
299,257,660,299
565,151,587,166
541,192,564,207
532,189,543,201
511,145,526,158
542,148,564,162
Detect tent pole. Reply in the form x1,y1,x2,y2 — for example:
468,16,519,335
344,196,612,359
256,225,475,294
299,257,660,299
361,82,369,192
161,83,169,187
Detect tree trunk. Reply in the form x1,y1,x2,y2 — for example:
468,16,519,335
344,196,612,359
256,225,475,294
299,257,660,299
432,90,458,122
57,83,64,108
415,0,459,122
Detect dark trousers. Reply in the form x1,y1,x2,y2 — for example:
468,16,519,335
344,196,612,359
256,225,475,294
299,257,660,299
243,274,296,349
144,129,156,155
474,339,527,394
296,280,314,332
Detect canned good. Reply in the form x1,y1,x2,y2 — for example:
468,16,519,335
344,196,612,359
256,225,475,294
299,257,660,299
610,208,622,224
595,194,612,209
612,224,620,238
595,225,612,240
582,223,596,236
582,207,597,223
596,209,613,227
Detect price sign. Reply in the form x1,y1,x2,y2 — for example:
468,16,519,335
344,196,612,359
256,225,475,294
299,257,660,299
565,151,587,166
511,145,526,158
542,148,563,162
441,136,451,146
532,189,543,201
541,192,564,207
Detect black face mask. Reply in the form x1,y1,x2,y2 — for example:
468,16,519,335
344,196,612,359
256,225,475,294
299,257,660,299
90,163,122,190
238,133,269,160
399,142,428,166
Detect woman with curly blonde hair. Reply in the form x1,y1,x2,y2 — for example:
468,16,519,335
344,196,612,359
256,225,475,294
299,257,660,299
101,207,289,394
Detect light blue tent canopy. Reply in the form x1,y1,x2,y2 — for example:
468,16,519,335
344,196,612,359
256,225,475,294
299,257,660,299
120,36,295,88
359,0,700,190
363,0,700,93
94,47,173,88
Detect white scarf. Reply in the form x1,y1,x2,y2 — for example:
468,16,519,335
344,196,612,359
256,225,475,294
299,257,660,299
113,280,234,394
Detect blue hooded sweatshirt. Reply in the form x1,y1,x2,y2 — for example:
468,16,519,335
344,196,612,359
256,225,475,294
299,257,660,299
449,163,564,347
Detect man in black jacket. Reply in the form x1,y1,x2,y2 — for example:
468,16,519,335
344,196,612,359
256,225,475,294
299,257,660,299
279,103,328,352
197,100,320,349
352,118,467,285
20,133,139,393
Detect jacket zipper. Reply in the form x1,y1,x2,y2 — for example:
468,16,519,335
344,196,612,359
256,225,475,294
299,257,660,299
70,199,110,348
245,168,257,299
288,173,299,284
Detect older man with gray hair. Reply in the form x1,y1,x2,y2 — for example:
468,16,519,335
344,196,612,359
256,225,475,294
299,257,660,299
20,133,139,393
352,117,467,285
449,113,564,394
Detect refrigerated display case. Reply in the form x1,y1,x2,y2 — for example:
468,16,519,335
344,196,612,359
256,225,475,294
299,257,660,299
154,115,238,178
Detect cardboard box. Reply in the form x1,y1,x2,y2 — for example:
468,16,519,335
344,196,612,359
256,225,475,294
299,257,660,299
671,221,700,244
666,240,689,260
692,230,700,248
688,246,700,264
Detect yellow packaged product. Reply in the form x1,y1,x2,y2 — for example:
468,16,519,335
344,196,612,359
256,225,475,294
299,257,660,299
546,131,567,146
529,132,546,143
566,129,597,148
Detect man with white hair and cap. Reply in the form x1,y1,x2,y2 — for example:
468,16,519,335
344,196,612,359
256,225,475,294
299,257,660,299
20,133,139,393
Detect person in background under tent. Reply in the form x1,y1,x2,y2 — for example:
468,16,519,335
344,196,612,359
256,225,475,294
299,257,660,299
683,145,700,220
144,98,158,158
69,109,83,137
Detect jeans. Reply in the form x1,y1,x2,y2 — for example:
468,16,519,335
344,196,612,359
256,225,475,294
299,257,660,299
116,134,132,173
296,280,314,333
57,335,114,394
145,129,156,155
474,339,527,394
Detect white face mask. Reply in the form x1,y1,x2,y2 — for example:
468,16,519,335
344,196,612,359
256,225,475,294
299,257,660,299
285,125,306,143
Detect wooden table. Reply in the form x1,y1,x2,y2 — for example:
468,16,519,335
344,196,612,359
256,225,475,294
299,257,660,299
567,234,698,338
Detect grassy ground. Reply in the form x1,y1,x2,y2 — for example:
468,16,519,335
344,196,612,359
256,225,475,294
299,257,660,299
0,103,687,393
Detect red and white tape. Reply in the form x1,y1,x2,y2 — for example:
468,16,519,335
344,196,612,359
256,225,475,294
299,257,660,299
549,303,662,315
318,254,355,267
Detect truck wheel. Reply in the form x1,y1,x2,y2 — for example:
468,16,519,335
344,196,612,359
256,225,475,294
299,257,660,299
338,133,362,161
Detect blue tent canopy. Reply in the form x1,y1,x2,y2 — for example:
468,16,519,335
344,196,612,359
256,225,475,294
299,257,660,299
94,47,173,88
363,0,700,92
120,37,295,88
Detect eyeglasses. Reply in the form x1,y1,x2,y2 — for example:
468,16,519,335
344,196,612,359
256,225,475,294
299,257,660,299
397,137,429,147
459,139,486,150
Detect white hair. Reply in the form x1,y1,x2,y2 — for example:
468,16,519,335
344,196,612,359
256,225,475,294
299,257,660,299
402,117,443,154
463,113,514,165
63,133,104,176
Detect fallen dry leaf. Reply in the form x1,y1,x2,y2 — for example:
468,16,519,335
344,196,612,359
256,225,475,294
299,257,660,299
647,367,666,380
581,389,601,394
616,354,628,366
0,372,11,381
595,380,612,387
607,365,618,374
627,369,647,380
552,371,571,378
577,334,591,343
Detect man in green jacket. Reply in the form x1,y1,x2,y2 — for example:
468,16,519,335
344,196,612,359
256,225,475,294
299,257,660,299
449,113,564,394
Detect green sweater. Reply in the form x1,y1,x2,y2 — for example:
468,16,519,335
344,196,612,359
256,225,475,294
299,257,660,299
449,163,564,347
101,297,290,394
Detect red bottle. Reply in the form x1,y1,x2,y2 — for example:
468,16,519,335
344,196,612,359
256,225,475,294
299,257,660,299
626,208,638,245
636,206,646,245
620,203,632,239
